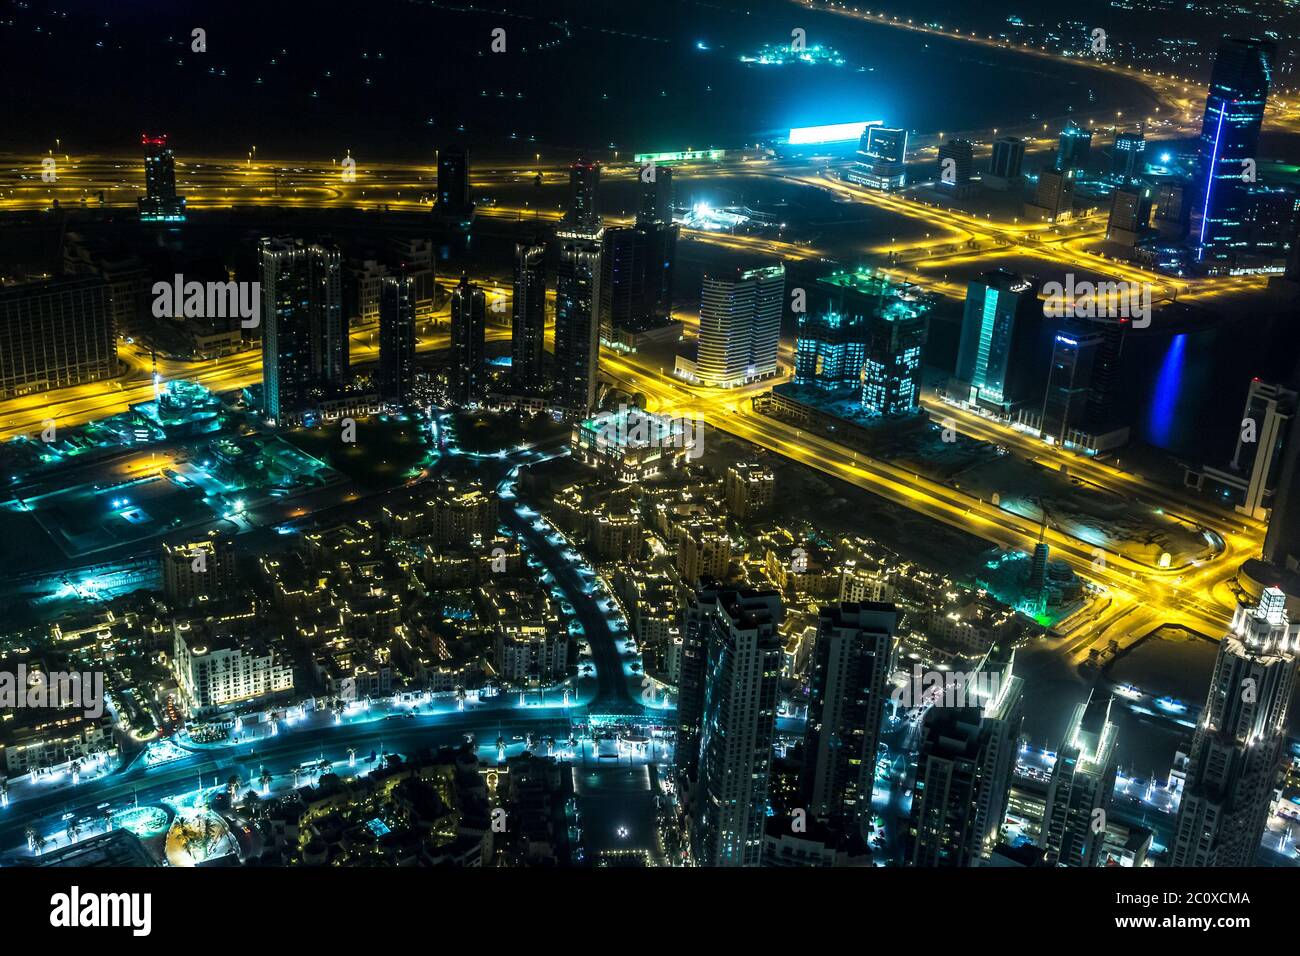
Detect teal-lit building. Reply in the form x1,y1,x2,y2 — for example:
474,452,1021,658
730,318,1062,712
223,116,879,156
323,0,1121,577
811,270,931,416
952,270,1043,415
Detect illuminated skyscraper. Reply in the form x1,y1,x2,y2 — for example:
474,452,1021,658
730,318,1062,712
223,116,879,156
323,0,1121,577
952,270,1043,415
1111,131,1146,183
378,273,416,405
802,602,897,835
435,145,474,226
553,226,604,414
847,126,908,191
793,307,866,391
510,243,547,394
138,134,186,222
694,264,784,387
903,647,1024,866
1195,37,1276,268
566,159,601,231
449,275,487,405
1041,692,1118,867
1171,588,1298,866
691,586,784,867
260,238,345,423
812,270,931,416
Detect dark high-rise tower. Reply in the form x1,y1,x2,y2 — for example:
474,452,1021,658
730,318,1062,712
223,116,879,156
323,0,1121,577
637,165,674,226
937,139,974,190
260,238,345,423
988,136,1026,181
553,226,603,415
802,602,897,835
510,243,547,394
1172,589,1298,866
138,133,186,221
1055,123,1093,174
436,145,475,226
449,275,487,405
1195,38,1276,268
566,159,601,231
378,273,416,406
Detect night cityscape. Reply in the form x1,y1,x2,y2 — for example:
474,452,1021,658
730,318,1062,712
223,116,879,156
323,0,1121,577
1,0,1299,925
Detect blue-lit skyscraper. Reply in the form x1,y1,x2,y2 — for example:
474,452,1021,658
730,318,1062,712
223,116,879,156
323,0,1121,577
952,270,1043,415
1195,37,1276,269
809,270,931,416
794,308,865,391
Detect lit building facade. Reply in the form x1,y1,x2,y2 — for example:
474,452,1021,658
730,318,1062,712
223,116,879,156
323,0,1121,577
694,264,784,387
1195,38,1276,269
952,270,1042,415
1171,588,1298,866
259,238,346,423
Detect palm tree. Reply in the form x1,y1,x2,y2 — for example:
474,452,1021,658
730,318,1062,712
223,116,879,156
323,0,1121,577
24,826,36,852
227,774,240,801
101,806,115,832
65,820,80,844
259,767,272,792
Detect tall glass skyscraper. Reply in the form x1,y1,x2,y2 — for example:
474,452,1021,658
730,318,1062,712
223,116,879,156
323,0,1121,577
802,602,897,836
138,133,186,222
260,238,345,423
435,145,474,226
691,586,784,866
810,270,931,416
695,264,784,388
449,275,487,406
1195,37,1276,268
553,226,604,415
510,243,547,394
565,159,601,231
378,273,416,406
1041,692,1118,867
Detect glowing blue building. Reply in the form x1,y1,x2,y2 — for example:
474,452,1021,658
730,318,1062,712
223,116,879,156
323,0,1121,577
1195,37,1276,269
